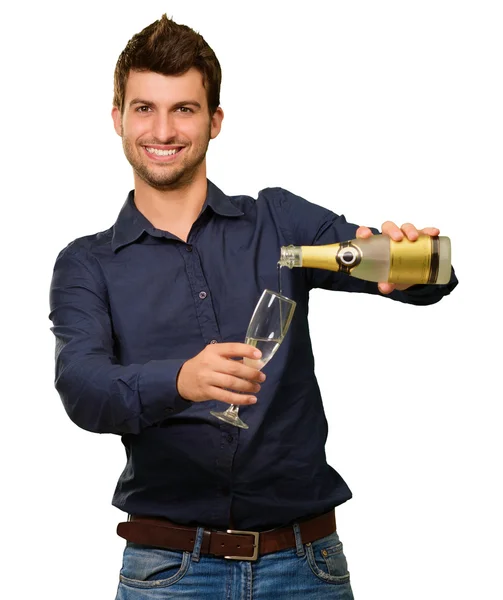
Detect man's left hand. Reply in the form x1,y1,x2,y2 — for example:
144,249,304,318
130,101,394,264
355,222,440,294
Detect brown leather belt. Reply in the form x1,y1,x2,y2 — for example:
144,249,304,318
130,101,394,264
117,510,336,561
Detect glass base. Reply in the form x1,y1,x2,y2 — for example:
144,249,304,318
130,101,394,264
210,408,249,429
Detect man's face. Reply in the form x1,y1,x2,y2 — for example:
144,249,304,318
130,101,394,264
112,68,223,190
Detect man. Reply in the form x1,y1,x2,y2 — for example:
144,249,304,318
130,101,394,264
49,14,458,599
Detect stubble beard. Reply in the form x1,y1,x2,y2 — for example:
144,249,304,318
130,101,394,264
122,124,211,192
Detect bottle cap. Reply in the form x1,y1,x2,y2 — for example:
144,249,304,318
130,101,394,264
278,245,302,269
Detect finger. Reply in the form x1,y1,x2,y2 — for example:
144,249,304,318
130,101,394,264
224,359,266,382
378,282,395,294
209,386,258,406
212,373,262,394
379,282,411,293
400,223,419,241
381,221,403,241
215,342,262,360
356,226,373,239
419,227,440,237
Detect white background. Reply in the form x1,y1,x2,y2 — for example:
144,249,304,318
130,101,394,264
1,1,502,598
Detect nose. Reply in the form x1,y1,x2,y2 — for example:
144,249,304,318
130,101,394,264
152,112,177,143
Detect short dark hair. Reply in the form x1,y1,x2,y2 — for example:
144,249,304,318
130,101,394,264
113,14,222,115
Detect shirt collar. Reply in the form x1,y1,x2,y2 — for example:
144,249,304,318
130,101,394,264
111,179,244,252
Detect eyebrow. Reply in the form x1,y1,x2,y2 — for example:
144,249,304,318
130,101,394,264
129,98,202,110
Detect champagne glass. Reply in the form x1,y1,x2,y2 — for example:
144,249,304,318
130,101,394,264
210,289,296,429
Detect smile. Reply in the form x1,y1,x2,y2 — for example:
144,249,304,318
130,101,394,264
146,147,181,156
143,146,185,162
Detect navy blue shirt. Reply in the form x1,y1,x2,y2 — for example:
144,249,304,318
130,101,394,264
49,180,458,530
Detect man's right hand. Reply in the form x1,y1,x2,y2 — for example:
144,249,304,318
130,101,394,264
176,343,266,405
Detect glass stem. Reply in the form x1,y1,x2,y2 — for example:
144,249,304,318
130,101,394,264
228,404,239,413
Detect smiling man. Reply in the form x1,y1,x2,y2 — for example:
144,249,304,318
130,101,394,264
115,69,222,189
112,64,224,241
49,14,458,600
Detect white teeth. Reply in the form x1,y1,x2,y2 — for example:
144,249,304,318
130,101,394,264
146,147,180,156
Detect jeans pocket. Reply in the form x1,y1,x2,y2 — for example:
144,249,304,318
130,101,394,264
119,543,191,589
305,531,351,585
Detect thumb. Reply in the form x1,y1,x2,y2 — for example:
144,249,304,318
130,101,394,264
378,282,395,294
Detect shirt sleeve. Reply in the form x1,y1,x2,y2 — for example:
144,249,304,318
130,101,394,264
274,188,458,305
49,245,192,435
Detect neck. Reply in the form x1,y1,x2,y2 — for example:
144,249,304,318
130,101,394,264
133,169,208,242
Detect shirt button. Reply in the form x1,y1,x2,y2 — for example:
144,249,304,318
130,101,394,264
227,434,234,443
186,245,193,252
210,339,218,344
199,291,207,299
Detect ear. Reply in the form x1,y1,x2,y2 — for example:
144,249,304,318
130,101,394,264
210,107,224,140
111,106,122,137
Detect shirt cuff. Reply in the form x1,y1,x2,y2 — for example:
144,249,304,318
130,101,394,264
138,359,192,426
400,284,432,295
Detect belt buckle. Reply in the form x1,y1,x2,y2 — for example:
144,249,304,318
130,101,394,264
225,529,259,561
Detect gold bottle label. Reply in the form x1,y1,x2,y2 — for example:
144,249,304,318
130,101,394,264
388,235,438,284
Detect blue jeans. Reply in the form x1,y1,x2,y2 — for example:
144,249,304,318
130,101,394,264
115,527,354,599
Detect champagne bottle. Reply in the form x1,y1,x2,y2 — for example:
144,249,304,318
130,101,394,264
278,234,451,285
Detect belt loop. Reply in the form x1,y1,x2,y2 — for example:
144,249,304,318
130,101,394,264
292,523,305,557
191,527,205,563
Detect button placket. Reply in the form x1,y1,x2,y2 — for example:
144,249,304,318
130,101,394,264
215,426,239,507
179,242,220,346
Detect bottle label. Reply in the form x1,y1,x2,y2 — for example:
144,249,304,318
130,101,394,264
389,236,439,284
